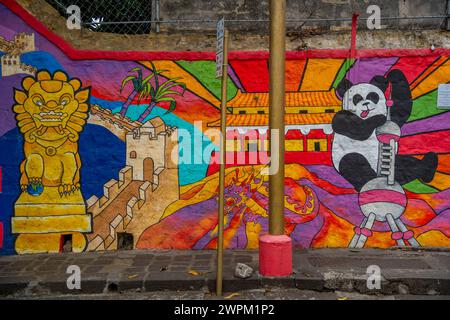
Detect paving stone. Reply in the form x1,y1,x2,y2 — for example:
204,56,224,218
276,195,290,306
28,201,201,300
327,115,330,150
194,254,212,260
132,259,153,267
144,272,205,291
169,266,190,272
84,265,106,274
171,260,191,266
0,276,33,295
308,257,432,270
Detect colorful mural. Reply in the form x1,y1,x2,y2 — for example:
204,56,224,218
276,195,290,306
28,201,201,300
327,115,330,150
0,0,449,255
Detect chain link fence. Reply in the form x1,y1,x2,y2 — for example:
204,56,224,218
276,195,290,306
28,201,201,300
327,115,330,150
45,0,448,35
46,0,152,34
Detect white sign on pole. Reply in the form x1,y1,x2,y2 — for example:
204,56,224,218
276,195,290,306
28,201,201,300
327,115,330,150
437,83,450,109
217,17,225,39
216,52,223,78
216,17,225,78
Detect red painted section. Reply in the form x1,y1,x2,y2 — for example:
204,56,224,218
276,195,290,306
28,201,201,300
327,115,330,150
2,0,450,61
388,56,440,84
376,133,400,143
259,234,292,277
206,151,332,176
399,130,450,155
350,13,359,58
359,190,407,207
305,129,329,139
229,60,269,92
285,152,332,165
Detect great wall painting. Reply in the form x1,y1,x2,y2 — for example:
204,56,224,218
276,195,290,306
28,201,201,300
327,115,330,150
0,2,449,254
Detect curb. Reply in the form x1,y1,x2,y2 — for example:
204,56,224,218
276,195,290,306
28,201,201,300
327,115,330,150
2,272,450,297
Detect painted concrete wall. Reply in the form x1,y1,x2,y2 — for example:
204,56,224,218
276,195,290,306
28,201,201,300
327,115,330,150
159,0,448,32
0,1,449,255
14,0,450,52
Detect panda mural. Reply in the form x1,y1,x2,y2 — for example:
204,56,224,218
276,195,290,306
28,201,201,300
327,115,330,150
332,69,438,192
332,69,440,248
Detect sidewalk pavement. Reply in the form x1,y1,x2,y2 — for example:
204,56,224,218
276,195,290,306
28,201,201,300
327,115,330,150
0,248,449,298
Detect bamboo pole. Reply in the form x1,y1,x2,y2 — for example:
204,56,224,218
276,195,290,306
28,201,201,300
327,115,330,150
216,30,229,297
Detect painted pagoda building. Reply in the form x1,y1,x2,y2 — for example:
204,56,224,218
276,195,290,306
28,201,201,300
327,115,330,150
207,89,341,175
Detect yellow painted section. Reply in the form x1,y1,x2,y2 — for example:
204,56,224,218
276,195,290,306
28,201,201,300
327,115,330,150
417,230,450,247
286,139,304,152
426,172,450,191
141,60,221,107
12,214,92,234
231,106,339,115
245,221,262,249
15,233,87,254
226,139,241,152
232,107,268,115
411,58,450,99
300,59,345,91
307,139,328,152
14,187,86,216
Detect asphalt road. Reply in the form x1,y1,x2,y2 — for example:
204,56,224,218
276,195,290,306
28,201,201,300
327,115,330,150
3,288,450,300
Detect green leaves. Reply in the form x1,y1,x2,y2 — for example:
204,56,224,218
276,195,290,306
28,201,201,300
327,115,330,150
121,64,186,117
120,75,137,93
165,101,177,114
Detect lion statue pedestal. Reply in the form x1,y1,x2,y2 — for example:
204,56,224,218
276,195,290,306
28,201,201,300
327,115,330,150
12,187,91,254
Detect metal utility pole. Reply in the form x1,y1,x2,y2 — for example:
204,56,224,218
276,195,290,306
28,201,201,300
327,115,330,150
268,0,286,236
216,21,229,296
259,0,292,278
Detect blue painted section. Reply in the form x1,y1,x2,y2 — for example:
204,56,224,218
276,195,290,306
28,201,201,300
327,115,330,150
21,51,64,74
0,124,125,255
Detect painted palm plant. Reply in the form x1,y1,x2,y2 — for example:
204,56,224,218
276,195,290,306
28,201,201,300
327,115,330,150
119,67,160,117
136,62,186,123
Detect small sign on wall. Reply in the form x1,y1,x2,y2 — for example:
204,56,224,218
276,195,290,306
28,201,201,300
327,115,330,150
437,84,450,109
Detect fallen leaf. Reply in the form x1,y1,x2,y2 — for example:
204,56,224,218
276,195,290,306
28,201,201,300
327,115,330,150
188,269,201,276
128,274,138,279
338,297,349,300
224,292,240,300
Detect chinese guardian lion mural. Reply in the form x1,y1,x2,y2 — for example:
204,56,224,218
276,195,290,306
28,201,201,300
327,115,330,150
14,70,90,197
11,70,92,254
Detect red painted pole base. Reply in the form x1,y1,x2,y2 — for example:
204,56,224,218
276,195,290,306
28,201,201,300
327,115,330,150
259,234,293,277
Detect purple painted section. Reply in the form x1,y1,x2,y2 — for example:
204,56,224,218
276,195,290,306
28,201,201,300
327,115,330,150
346,57,398,84
0,75,24,137
300,179,393,232
305,165,354,189
427,189,450,214
228,65,244,91
415,208,450,237
291,214,324,248
402,111,450,136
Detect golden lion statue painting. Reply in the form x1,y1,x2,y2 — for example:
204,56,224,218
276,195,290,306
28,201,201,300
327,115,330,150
13,70,90,196
11,70,92,254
